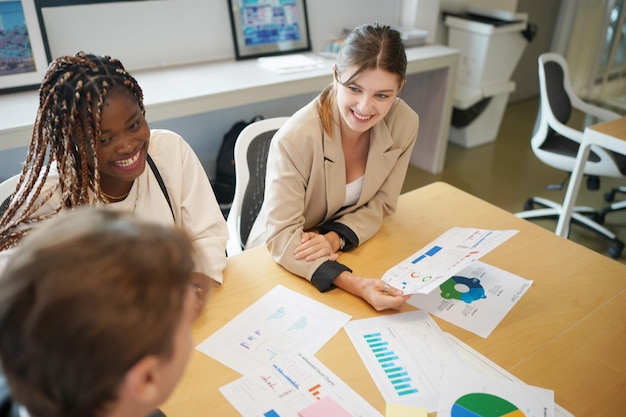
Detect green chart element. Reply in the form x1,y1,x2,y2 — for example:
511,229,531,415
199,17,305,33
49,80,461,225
451,393,525,417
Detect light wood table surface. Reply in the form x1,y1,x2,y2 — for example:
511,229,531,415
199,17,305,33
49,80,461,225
161,181,626,416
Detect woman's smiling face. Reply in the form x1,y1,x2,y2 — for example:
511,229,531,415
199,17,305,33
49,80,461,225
97,86,150,189
334,66,402,136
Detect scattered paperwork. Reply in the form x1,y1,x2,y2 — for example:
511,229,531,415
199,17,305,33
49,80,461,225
382,227,518,294
219,351,381,417
409,260,533,337
196,285,350,375
344,310,467,412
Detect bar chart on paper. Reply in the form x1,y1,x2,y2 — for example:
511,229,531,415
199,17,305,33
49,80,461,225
363,332,419,397
344,310,468,411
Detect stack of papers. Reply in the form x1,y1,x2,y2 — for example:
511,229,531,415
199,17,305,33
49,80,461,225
257,54,327,74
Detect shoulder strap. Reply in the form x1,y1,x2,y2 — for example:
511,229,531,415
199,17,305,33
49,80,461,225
146,154,175,221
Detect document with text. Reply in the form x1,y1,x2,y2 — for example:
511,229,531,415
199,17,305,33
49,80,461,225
220,351,382,417
196,285,351,376
408,261,533,338
382,227,518,294
344,310,468,412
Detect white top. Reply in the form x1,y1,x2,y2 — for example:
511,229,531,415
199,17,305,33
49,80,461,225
343,175,364,207
0,129,229,284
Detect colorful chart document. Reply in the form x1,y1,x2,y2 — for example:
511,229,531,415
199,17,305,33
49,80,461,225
408,261,533,338
437,370,555,417
196,285,351,375
219,351,382,417
382,227,518,294
343,310,468,412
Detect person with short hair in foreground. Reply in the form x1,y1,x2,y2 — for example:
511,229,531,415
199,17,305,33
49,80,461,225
0,208,206,417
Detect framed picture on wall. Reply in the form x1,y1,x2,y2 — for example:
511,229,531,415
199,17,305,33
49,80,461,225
0,0,50,94
227,0,311,60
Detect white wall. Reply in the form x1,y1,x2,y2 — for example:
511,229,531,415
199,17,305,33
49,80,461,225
41,0,402,71
1,0,403,180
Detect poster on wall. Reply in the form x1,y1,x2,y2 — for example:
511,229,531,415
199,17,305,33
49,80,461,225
0,0,49,94
227,0,311,60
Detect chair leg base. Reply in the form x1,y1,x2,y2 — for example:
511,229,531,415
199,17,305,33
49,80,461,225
516,196,624,259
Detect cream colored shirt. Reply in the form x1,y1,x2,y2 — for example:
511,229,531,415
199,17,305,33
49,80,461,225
1,130,228,284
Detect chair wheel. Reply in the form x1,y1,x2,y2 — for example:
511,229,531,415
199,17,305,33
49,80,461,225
587,175,600,190
588,212,601,223
608,245,623,259
604,190,616,202
523,199,534,210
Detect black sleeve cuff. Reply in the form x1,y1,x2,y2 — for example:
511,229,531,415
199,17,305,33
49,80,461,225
311,260,352,292
319,221,359,251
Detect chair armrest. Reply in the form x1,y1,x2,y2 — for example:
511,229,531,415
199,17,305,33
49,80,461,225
549,117,585,143
572,99,621,122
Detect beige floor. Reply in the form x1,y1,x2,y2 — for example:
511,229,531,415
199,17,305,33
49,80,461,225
401,97,626,264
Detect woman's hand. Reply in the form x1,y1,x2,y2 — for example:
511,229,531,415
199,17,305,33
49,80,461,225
334,271,410,311
294,231,339,262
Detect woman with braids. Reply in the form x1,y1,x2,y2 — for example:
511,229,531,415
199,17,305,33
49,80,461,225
247,23,419,311
0,52,228,286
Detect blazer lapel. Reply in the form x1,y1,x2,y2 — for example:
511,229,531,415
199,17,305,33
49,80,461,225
324,108,346,217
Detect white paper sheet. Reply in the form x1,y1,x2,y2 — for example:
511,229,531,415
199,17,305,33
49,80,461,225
382,227,518,294
219,351,382,417
196,285,351,375
445,333,572,417
408,261,533,338
257,54,326,74
343,310,468,412
436,369,555,417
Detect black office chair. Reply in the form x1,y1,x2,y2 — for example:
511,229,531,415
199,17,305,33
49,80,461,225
225,117,289,255
515,53,625,258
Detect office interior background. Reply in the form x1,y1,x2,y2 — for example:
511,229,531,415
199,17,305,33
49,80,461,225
0,0,624,258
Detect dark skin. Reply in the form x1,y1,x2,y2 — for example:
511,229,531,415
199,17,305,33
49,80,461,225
87,87,217,288
96,86,150,198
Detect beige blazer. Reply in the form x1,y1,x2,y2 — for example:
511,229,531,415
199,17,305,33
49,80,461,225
248,97,419,282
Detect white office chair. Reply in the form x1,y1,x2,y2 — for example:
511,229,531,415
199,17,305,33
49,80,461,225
226,117,289,256
0,174,21,217
515,52,625,258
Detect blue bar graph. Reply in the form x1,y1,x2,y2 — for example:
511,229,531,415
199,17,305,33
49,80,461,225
363,332,419,397
411,245,442,264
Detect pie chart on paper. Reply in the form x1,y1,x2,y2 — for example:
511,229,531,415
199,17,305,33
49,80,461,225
450,392,526,417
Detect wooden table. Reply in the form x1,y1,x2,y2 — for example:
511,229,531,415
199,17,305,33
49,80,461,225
161,182,626,417
556,116,626,242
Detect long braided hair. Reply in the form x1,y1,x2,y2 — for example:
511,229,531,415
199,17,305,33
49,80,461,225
0,52,145,251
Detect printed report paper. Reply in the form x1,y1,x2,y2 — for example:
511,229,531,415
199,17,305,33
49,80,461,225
436,369,555,417
220,351,382,417
382,227,518,294
408,261,533,338
343,310,468,412
196,285,351,375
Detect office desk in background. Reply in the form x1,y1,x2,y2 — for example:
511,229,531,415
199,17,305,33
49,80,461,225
0,45,458,174
161,182,626,417
556,116,626,239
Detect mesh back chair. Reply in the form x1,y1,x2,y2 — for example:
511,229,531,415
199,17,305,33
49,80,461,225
226,117,289,256
0,174,21,217
515,52,625,258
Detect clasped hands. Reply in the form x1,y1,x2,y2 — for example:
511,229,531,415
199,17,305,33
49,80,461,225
294,231,341,262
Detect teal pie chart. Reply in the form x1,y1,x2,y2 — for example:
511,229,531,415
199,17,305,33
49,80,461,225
450,393,526,417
